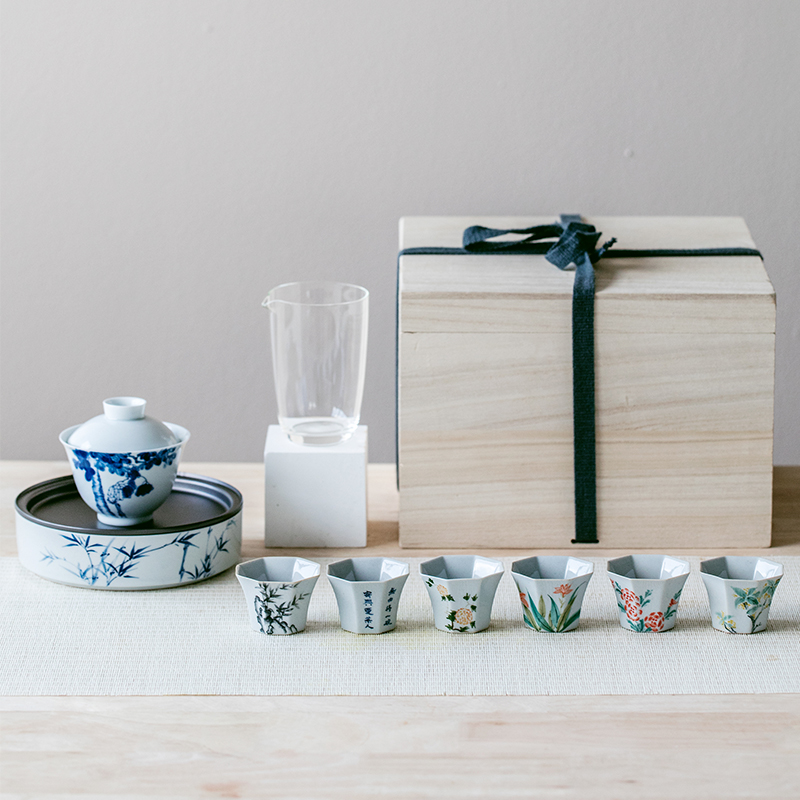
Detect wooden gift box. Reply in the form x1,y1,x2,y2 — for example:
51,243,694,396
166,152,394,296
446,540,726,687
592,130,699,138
397,216,775,549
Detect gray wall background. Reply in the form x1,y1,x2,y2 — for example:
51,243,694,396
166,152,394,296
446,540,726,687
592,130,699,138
2,0,799,464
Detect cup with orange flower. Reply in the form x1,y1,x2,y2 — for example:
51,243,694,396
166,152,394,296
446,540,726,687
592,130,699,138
511,556,594,633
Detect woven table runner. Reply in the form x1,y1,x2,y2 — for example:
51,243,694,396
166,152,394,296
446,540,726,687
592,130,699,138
3,556,799,696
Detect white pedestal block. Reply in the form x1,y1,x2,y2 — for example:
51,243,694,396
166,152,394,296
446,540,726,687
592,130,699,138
264,425,368,548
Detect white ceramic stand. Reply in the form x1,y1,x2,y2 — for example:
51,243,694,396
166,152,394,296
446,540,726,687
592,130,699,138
264,425,368,548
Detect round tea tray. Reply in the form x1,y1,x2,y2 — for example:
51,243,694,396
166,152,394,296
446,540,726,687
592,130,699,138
15,473,243,590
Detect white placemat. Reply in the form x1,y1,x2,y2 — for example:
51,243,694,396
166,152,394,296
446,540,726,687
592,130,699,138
3,556,799,696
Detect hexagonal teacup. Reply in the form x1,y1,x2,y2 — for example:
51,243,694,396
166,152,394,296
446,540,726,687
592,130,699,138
327,558,409,634
607,554,690,633
700,556,783,634
511,556,593,633
236,557,320,635
420,555,503,633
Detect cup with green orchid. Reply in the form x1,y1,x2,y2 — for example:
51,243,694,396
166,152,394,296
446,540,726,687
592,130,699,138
511,556,594,633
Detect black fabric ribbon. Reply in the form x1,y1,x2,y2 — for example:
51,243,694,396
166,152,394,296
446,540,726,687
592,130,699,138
461,215,614,544
397,216,762,544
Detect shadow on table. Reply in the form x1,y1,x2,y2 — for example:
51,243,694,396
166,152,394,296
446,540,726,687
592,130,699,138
488,615,619,634
367,519,399,548
754,617,800,634
657,615,800,635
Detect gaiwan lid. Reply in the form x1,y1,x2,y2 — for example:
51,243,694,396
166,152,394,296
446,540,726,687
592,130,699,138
65,397,182,453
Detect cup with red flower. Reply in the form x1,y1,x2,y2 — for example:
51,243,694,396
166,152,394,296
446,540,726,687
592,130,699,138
511,556,594,633
607,555,690,633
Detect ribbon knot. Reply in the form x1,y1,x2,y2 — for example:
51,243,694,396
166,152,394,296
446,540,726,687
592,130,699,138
545,221,600,269
463,218,616,270
546,222,609,269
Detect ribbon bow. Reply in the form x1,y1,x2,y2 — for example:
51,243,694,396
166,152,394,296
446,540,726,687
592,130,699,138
462,215,617,268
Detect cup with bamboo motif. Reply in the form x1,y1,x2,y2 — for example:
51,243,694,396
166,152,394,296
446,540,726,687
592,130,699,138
236,557,320,635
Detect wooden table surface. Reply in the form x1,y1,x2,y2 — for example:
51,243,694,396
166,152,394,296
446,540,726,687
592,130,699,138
3,461,800,799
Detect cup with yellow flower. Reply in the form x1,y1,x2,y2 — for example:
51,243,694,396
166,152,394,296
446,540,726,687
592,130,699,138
700,556,783,634
420,555,503,633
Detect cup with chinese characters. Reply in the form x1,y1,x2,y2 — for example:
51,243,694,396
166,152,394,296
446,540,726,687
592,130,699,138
420,555,504,634
511,556,593,633
700,556,783,634
236,557,320,635
607,554,690,633
327,558,409,634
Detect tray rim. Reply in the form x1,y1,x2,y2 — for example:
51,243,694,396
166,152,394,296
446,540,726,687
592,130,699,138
15,472,243,536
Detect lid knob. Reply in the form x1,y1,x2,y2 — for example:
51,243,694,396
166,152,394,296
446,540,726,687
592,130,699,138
103,397,147,421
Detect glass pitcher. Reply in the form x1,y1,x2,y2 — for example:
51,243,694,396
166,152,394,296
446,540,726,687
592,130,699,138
262,281,368,445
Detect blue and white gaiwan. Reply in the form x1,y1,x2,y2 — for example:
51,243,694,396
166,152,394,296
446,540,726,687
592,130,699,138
60,397,190,526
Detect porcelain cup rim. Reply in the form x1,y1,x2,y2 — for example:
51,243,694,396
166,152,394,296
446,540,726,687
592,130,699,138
419,554,504,581
511,555,594,581
327,557,410,584
699,556,783,583
607,554,690,582
236,556,321,586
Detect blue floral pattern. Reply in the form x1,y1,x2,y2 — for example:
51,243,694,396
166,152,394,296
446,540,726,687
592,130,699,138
71,448,179,519
40,519,237,587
